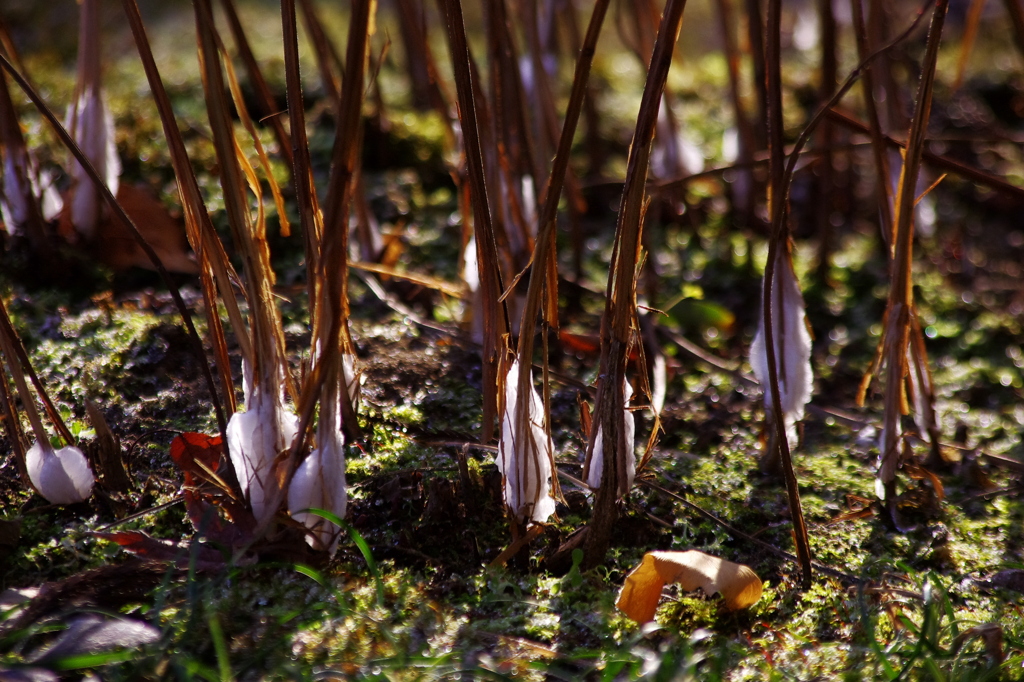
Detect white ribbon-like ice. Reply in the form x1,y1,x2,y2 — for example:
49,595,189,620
587,379,636,491
750,250,813,448
26,441,94,505
497,361,556,524
227,360,299,526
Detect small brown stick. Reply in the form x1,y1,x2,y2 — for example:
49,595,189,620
1001,0,1024,67
218,0,294,168
281,0,323,328
0,355,27,484
825,108,1024,202
121,0,241,424
763,0,813,589
744,0,768,149
512,0,612,538
877,0,949,509
584,0,688,571
715,0,757,222
297,0,343,105
641,479,865,585
439,0,512,444
850,0,896,248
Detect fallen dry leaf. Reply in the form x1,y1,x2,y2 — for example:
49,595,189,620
617,550,763,623
60,183,199,274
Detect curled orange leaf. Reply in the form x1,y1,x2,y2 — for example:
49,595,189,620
617,550,763,623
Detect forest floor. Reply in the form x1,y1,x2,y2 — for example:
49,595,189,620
3,1,1024,680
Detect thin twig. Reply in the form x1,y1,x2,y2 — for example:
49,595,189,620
641,479,866,585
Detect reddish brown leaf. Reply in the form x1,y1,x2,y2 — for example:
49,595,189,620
93,530,227,570
169,432,254,533
59,184,199,274
169,432,223,488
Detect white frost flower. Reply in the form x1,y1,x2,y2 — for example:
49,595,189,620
586,379,636,491
1,153,63,234
497,361,556,524
67,86,120,240
288,355,355,554
26,440,94,505
228,360,299,526
750,249,813,449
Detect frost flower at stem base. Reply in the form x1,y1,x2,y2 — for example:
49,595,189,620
497,360,556,524
586,379,635,491
227,361,298,526
750,248,813,449
26,441,94,505
288,354,356,554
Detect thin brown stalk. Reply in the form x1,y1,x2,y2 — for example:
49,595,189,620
763,0,812,588
513,0,612,533
281,0,324,330
297,0,343,106
715,0,757,221
583,0,688,571
879,0,949,504
563,0,604,179
121,0,242,422
218,0,294,168
953,0,987,90
850,0,895,249
1001,0,1024,66
395,0,434,110
218,38,292,240
484,0,537,263
814,0,838,280
0,18,26,75
195,0,290,405
314,0,374,441
745,0,768,149
0,354,27,484
440,0,512,444
825,108,1024,201
0,305,72,446
394,0,456,145
0,300,73,450
0,53,228,439
0,306,50,465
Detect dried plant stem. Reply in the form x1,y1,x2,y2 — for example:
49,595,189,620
953,0,987,90
305,0,375,445
763,0,812,588
514,0,612,531
826,109,1024,200
745,0,768,148
0,302,61,449
219,0,293,168
195,0,288,405
849,0,943,464
281,0,322,330
814,0,838,280
0,357,27,483
1001,0,1024,65
879,0,949,502
298,0,343,104
850,0,895,247
583,0,688,571
121,0,243,423
715,0,757,220
440,0,511,443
